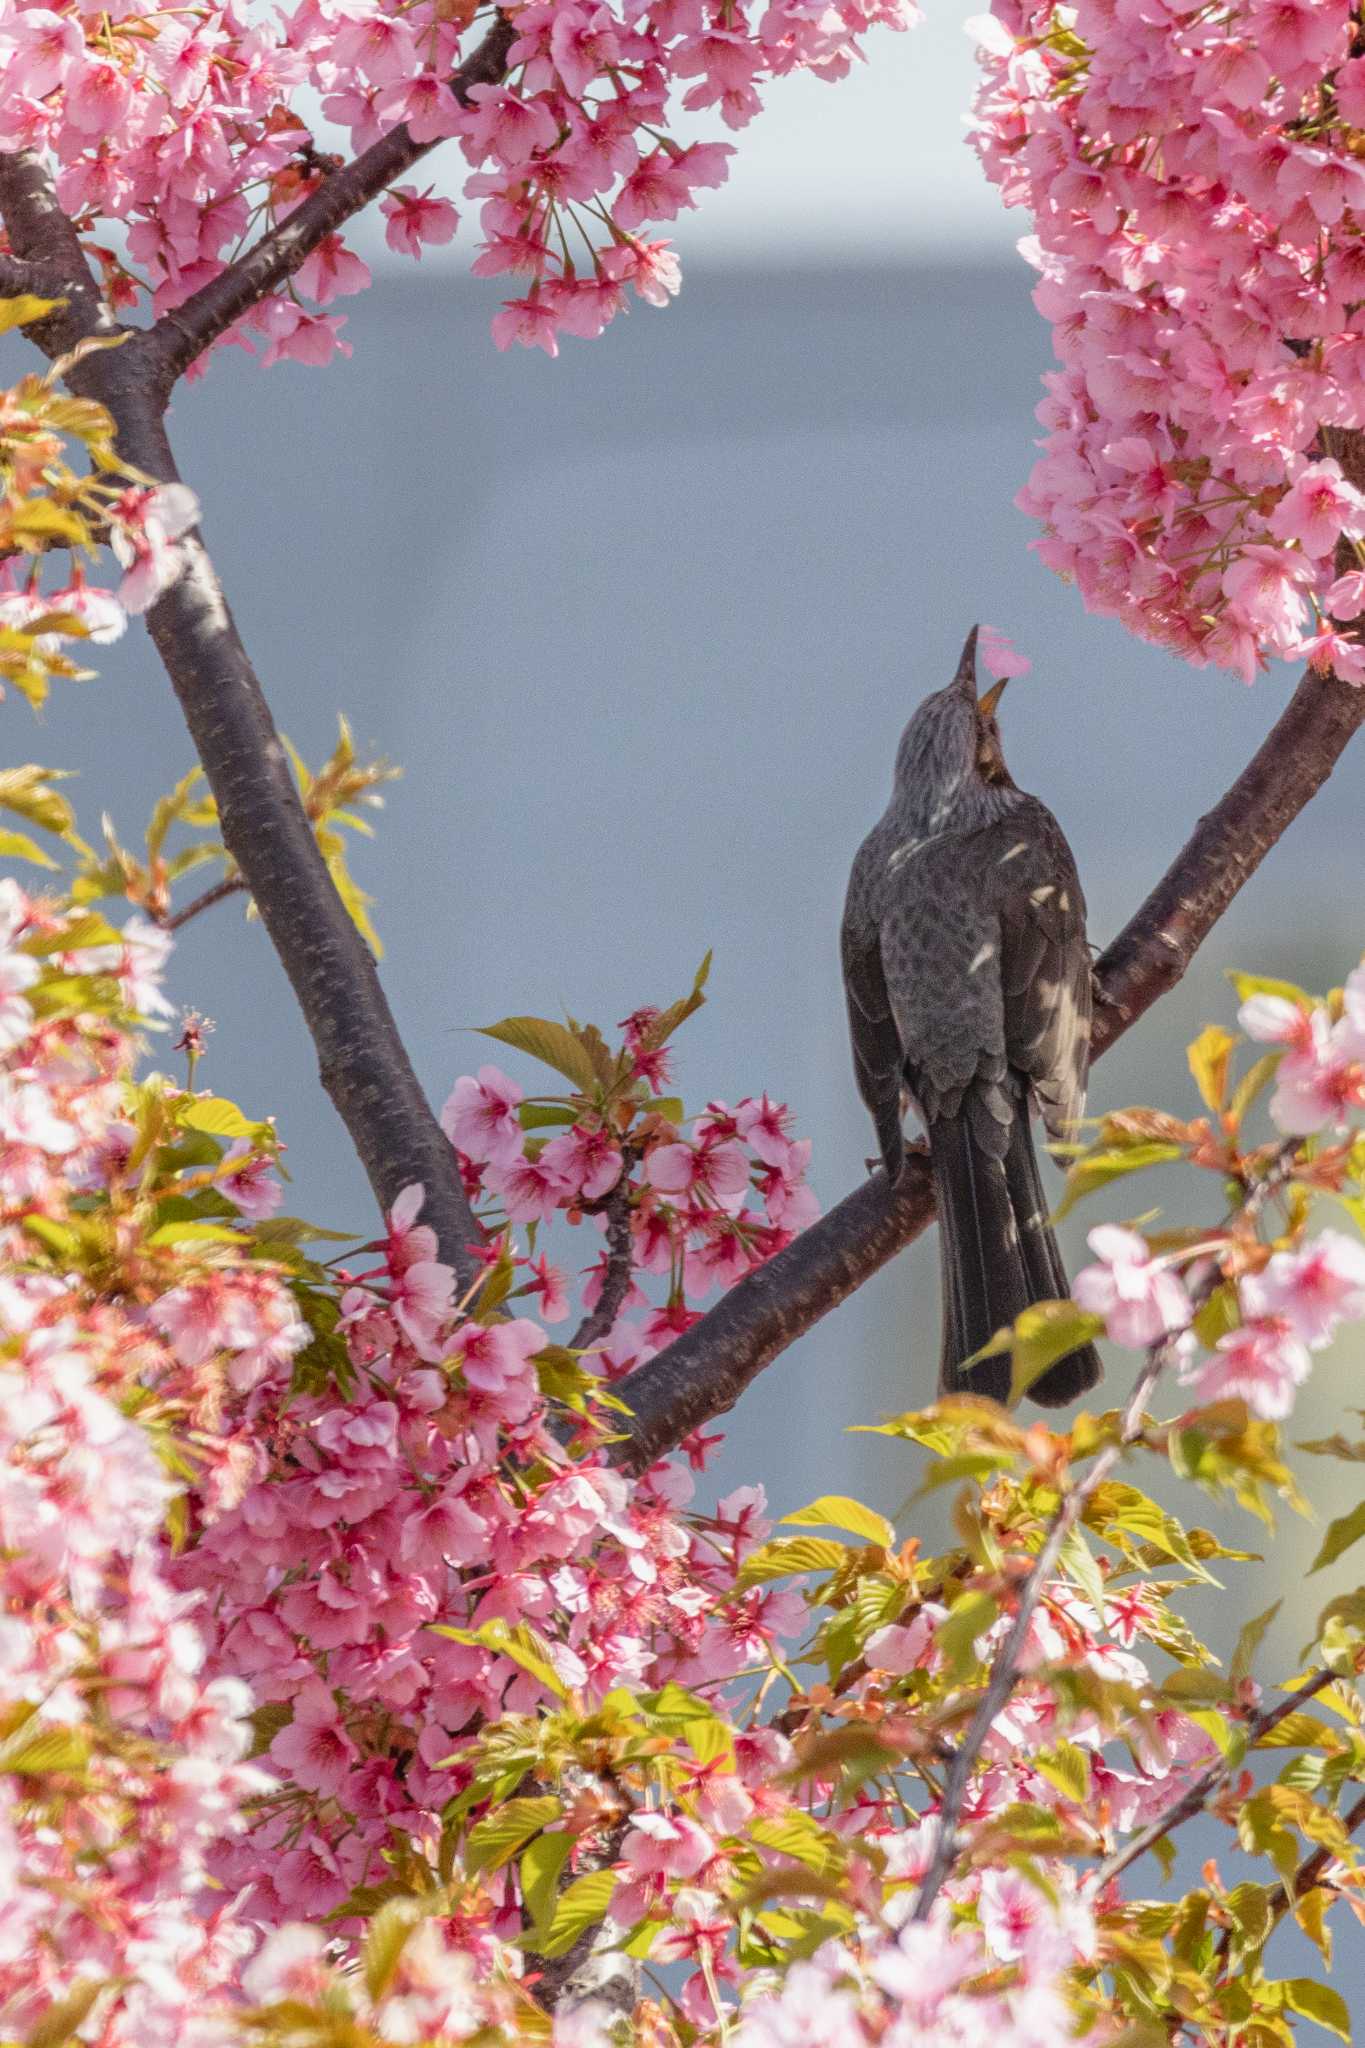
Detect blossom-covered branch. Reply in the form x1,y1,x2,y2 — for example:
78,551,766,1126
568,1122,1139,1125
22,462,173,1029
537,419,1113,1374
1096,1666,1337,1890
149,13,517,387
610,659,1365,1470
0,151,485,1286
911,1341,1172,1925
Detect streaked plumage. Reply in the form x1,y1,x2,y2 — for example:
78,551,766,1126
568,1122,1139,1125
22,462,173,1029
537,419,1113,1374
841,626,1102,1406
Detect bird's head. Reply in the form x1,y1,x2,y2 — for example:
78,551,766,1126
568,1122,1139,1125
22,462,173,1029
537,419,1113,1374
892,626,1016,826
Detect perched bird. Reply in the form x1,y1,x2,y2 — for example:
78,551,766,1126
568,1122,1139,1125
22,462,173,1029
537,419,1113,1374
841,627,1102,1406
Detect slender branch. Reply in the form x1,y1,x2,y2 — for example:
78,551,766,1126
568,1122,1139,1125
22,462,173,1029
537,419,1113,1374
609,658,1365,1473
912,1337,1172,1924
570,1180,637,1353
1094,1665,1337,1889
1211,1785,1365,1969
165,873,250,931
148,13,516,387
0,151,484,1290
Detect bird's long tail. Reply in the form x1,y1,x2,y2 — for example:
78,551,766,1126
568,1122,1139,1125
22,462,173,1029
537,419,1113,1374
928,1083,1102,1407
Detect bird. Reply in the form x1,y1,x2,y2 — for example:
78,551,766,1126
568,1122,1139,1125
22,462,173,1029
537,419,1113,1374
841,625,1102,1407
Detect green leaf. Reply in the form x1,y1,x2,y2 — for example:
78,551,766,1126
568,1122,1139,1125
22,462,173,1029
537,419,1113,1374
147,1220,243,1247
1308,1500,1365,1575
1228,971,1313,1010
465,1796,562,1876
936,1590,997,1680
1033,1740,1091,1805
737,1536,849,1586
176,1096,268,1141
1231,1601,1282,1684
1188,1024,1238,1112
518,1102,577,1130
1229,1053,1280,1130
0,1724,89,1774
1281,1978,1350,2039
0,827,60,869
1007,1300,1106,1404
362,1898,423,2001
1054,1143,1184,1221
428,1620,568,1701
478,1016,599,1094
781,1495,895,1547
0,293,65,335
637,951,712,1052
1298,1434,1365,1463
523,1869,616,1957
520,1831,573,1937
24,1978,104,2048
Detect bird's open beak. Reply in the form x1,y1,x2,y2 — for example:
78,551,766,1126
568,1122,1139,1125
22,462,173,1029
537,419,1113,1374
977,676,1008,718
952,625,980,695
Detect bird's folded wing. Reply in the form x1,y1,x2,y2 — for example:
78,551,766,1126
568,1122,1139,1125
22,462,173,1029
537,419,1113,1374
979,802,1092,1141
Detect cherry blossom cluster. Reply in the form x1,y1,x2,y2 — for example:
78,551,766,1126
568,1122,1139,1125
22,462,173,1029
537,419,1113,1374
1065,955,1365,1420
0,0,916,367
971,0,1365,679
6,860,1365,2047
0,355,203,700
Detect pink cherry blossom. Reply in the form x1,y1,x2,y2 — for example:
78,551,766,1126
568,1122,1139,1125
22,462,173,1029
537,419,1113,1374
1241,1231,1365,1348
380,186,459,259
1179,1319,1311,1419
442,1065,525,1166
1072,1226,1192,1350
978,625,1032,679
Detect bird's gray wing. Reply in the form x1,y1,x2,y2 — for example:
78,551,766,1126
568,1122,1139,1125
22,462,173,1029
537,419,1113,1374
877,835,1010,1150
976,801,1092,1142
841,849,907,1178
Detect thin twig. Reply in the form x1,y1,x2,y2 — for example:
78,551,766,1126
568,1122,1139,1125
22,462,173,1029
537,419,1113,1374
911,1340,1171,1923
609,652,1365,1473
148,13,515,387
570,1180,636,1353
165,874,249,931
911,1146,1299,1921
1095,1666,1337,1889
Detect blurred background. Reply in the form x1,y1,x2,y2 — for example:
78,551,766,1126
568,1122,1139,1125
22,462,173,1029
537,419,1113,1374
8,0,1365,1979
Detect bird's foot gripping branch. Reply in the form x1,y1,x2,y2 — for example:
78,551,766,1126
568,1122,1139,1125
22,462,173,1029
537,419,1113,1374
5,851,1365,2043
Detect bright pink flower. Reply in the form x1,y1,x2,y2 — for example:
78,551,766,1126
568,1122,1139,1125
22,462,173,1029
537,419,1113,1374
646,1137,751,1215
486,1150,573,1223
1180,1319,1311,1419
380,186,459,259
1268,459,1365,559
218,1139,282,1220
257,300,352,369
441,1066,524,1166
1241,1231,1365,1347
539,1124,622,1200
1072,1226,1192,1349
268,1678,358,1796
491,295,560,356
978,624,1032,678
294,234,371,305
109,484,200,613
459,84,559,167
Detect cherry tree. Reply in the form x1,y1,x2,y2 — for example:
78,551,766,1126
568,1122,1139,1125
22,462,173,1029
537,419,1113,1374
4,0,1365,2043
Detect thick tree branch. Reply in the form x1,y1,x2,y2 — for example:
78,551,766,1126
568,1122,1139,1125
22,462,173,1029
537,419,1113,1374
0,151,483,1289
149,13,515,388
610,660,1365,1473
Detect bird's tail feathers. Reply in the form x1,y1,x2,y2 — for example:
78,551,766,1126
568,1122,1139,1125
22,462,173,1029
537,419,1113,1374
929,1091,1101,1408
